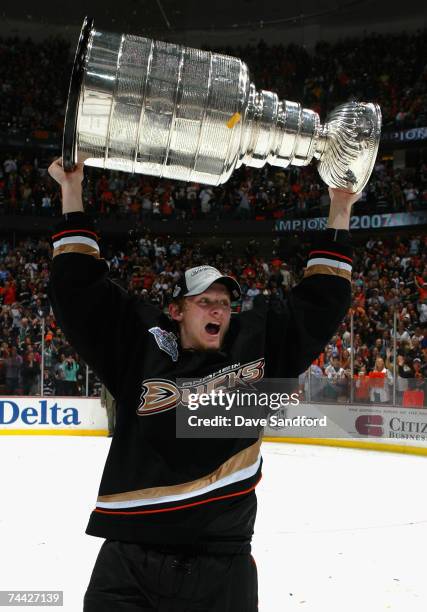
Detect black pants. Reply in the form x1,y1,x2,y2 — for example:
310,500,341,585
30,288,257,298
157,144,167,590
84,540,258,611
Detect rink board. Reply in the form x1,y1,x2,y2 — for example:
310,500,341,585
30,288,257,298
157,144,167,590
1,397,427,456
0,396,108,435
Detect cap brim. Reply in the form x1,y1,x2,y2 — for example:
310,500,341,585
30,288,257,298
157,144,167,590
184,275,241,300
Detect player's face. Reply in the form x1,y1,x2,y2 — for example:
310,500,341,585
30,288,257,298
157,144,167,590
174,283,232,351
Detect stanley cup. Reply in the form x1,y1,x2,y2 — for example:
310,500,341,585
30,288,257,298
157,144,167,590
63,17,382,192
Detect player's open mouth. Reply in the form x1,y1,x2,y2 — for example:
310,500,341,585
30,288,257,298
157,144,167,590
205,323,220,335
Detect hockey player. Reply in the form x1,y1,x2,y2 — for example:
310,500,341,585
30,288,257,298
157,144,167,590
48,158,360,611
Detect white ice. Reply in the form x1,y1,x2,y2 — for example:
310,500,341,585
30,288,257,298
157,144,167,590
1,437,427,611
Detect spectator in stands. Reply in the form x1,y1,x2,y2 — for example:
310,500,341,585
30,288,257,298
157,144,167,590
42,333,57,371
324,355,348,402
396,353,412,402
21,350,40,395
54,354,66,395
60,354,79,396
42,369,56,396
299,362,324,402
413,357,425,389
369,357,393,404
354,364,370,403
4,346,22,395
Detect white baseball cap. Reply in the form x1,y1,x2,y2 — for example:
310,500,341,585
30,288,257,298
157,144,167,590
172,266,241,300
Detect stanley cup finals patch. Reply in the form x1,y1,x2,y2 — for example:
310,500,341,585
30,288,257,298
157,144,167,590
148,327,179,362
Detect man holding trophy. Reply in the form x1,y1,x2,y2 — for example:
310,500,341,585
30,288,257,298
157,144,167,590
48,17,381,612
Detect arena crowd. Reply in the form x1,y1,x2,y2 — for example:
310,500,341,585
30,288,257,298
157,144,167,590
0,29,426,405
1,155,426,221
0,30,426,220
0,228,426,404
1,29,426,136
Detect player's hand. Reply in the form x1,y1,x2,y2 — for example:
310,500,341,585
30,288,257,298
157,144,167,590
328,187,362,209
48,157,84,188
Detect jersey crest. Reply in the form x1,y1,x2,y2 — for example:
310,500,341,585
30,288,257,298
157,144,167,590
137,358,265,417
137,379,180,416
148,327,179,362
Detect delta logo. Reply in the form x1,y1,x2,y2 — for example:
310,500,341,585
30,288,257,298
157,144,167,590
0,400,81,426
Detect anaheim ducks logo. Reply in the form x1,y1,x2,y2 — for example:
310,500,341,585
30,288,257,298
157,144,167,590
136,359,265,417
137,379,180,416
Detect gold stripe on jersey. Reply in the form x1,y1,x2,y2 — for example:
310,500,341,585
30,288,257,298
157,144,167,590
53,243,100,258
303,264,351,282
97,437,262,504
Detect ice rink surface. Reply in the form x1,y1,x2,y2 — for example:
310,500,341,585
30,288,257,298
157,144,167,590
1,437,427,611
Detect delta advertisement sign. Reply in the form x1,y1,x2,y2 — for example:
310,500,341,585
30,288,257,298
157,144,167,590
0,397,108,434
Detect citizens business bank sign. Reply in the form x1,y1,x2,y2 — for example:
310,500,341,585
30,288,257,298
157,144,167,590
0,397,108,435
275,211,427,233
265,403,427,452
353,409,427,441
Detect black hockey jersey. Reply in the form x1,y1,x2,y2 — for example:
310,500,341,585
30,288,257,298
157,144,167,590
48,212,353,553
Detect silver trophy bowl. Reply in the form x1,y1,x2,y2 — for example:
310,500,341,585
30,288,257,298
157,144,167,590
63,17,381,193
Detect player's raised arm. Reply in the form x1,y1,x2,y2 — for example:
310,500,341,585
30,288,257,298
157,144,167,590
47,158,158,400
47,157,85,213
264,188,360,378
326,187,361,231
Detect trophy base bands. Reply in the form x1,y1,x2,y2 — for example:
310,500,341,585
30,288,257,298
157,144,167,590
0,592,63,607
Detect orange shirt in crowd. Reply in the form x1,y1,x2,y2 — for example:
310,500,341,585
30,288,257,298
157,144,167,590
1,283,16,305
312,353,325,369
354,374,370,400
415,276,427,300
368,371,385,388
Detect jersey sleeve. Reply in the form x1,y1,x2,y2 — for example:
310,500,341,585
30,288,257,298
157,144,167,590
47,212,155,400
264,230,353,378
